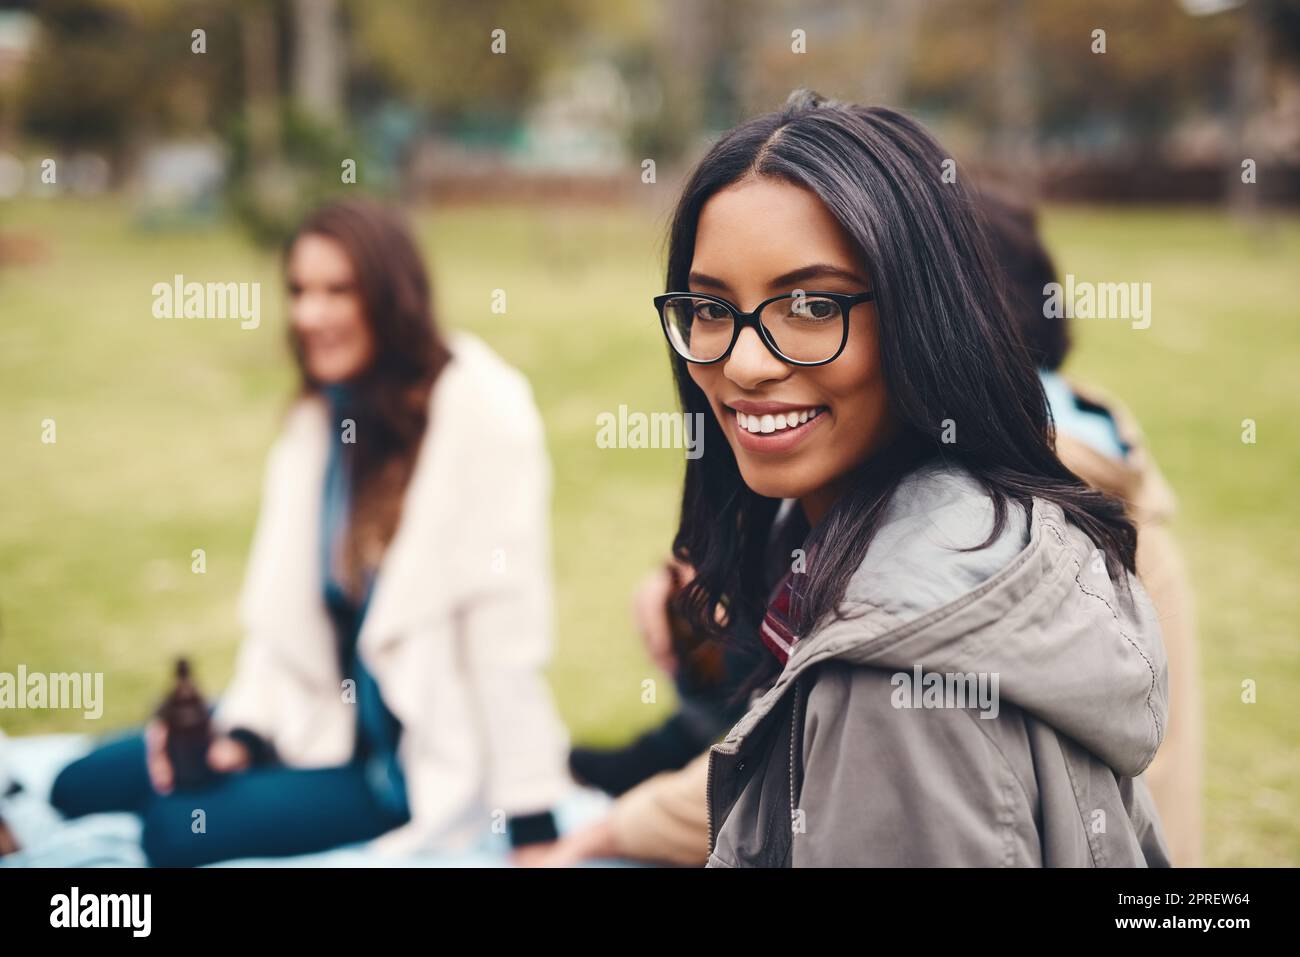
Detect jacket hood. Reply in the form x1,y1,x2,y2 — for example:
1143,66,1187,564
734,462,1168,778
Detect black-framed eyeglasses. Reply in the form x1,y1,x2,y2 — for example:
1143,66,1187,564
654,290,875,366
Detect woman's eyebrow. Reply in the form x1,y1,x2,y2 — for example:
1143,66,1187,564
768,263,870,289
687,263,870,293
687,271,731,291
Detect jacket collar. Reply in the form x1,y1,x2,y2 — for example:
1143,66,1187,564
715,463,1166,779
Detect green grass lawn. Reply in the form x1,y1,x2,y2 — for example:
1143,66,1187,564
2,196,1296,865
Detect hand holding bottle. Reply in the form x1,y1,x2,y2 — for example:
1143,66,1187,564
146,658,251,794
144,720,252,794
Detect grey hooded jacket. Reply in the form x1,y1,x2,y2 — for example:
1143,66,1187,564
706,462,1172,867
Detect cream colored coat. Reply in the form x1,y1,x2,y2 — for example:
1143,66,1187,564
213,332,573,855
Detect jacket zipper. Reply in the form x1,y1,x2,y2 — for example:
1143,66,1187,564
788,679,801,842
705,744,719,854
708,679,804,863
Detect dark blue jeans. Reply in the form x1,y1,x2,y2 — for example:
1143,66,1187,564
49,728,410,867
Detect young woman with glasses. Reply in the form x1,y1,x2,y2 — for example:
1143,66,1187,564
652,91,1171,867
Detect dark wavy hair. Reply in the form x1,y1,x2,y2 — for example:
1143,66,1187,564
664,92,1136,686
284,199,452,596
975,188,1070,371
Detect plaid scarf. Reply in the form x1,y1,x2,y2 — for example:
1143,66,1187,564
759,569,803,665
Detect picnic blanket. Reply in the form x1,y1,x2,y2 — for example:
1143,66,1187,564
0,730,620,867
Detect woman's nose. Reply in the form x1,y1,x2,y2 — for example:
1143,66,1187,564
290,293,329,330
723,325,789,390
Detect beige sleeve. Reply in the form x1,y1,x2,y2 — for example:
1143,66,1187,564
607,750,711,866
1134,521,1203,867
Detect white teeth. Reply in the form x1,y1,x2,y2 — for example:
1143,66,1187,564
734,406,824,434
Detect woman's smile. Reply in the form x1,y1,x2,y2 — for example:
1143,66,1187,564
723,399,829,454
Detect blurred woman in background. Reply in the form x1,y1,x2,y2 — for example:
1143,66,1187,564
50,199,571,865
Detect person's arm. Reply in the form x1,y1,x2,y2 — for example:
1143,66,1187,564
210,428,295,751
457,386,569,849
792,663,1041,867
607,749,711,865
224,727,276,766
516,749,711,867
209,636,281,753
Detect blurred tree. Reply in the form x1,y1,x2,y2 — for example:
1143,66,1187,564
995,0,1037,182
21,0,241,162
290,0,342,124
910,0,1237,149
346,0,603,126
14,0,1298,206
862,0,924,105
239,0,282,181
